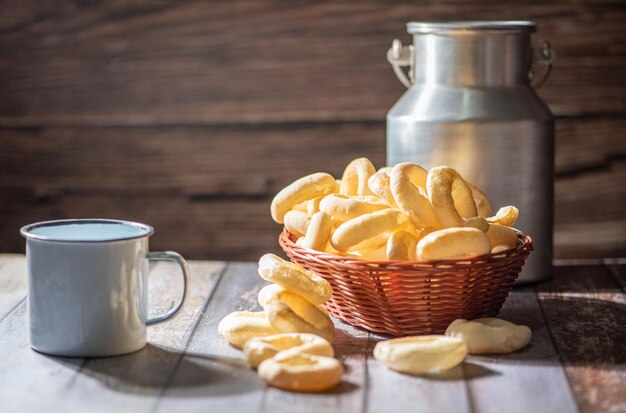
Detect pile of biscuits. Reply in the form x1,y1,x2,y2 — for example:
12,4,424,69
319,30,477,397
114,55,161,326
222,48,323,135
218,254,343,392
217,157,534,388
271,157,521,261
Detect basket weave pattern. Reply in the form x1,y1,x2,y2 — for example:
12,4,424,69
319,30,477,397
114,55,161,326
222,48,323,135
279,229,533,337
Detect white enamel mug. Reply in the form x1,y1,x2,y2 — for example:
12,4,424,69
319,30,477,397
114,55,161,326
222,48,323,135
20,219,189,357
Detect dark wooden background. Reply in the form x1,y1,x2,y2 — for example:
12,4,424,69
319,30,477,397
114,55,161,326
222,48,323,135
1,0,625,261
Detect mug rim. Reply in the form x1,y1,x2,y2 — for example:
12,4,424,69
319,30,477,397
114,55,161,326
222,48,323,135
20,218,155,243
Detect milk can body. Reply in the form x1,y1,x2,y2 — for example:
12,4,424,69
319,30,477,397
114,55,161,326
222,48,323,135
386,21,554,283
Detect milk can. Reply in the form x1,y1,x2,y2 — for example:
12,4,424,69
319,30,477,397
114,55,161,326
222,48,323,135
386,21,555,283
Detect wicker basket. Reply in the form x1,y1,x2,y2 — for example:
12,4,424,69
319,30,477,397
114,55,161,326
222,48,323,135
279,228,533,337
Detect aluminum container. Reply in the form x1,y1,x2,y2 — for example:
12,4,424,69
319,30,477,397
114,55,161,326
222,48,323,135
387,21,555,283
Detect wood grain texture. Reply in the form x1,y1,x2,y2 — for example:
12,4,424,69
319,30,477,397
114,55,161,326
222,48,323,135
1,117,624,260
155,262,267,412
0,0,625,127
538,265,626,413
0,254,82,412
0,254,27,321
0,301,86,412
0,0,624,260
607,263,626,291
366,329,472,413
464,290,579,413
1,256,625,412
0,259,225,412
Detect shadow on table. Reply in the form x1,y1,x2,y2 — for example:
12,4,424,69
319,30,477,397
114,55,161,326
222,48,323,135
43,295,624,396
46,344,260,397
49,343,361,397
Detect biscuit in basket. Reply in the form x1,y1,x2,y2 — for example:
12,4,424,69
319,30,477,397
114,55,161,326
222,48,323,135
390,162,440,229
426,166,488,232
271,172,338,224
331,209,407,252
416,227,491,260
339,157,376,196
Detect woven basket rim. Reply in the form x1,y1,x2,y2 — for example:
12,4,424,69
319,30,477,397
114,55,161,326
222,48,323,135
278,227,533,336
279,228,533,269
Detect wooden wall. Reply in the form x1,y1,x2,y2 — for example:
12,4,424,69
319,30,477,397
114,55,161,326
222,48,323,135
1,0,625,260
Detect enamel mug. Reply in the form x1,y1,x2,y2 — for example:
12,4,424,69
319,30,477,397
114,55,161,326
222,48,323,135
20,219,189,357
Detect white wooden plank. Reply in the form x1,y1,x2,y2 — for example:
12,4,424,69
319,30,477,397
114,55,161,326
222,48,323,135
465,290,579,413
0,260,225,413
0,254,27,320
0,301,85,412
365,327,473,413
154,262,267,413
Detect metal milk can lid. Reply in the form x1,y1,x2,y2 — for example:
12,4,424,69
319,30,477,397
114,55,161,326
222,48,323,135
406,20,536,34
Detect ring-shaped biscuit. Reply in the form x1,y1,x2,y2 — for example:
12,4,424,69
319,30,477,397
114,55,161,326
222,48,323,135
258,253,332,305
469,183,493,218
427,166,488,231
416,227,491,261
487,205,519,227
319,194,388,222
218,311,279,349
330,209,408,253
373,335,468,375
243,333,334,368
390,163,441,229
386,230,418,261
258,350,344,392
486,223,518,249
367,170,398,207
339,158,376,196
301,211,334,251
259,285,334,342
271,173,338,223
445,318,532,354
283,210,311,238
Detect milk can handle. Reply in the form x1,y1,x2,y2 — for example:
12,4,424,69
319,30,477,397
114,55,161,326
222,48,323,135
387,39,556,89
387,39,414,88
530,41,556,89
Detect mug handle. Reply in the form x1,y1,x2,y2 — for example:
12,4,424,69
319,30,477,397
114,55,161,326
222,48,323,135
145,251,190,325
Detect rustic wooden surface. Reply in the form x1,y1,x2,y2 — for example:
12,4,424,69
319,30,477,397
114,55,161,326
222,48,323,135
0,0,625,260
0,254,624,413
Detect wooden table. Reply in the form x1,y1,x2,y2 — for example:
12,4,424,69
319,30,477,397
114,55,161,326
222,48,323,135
0,254,624,413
